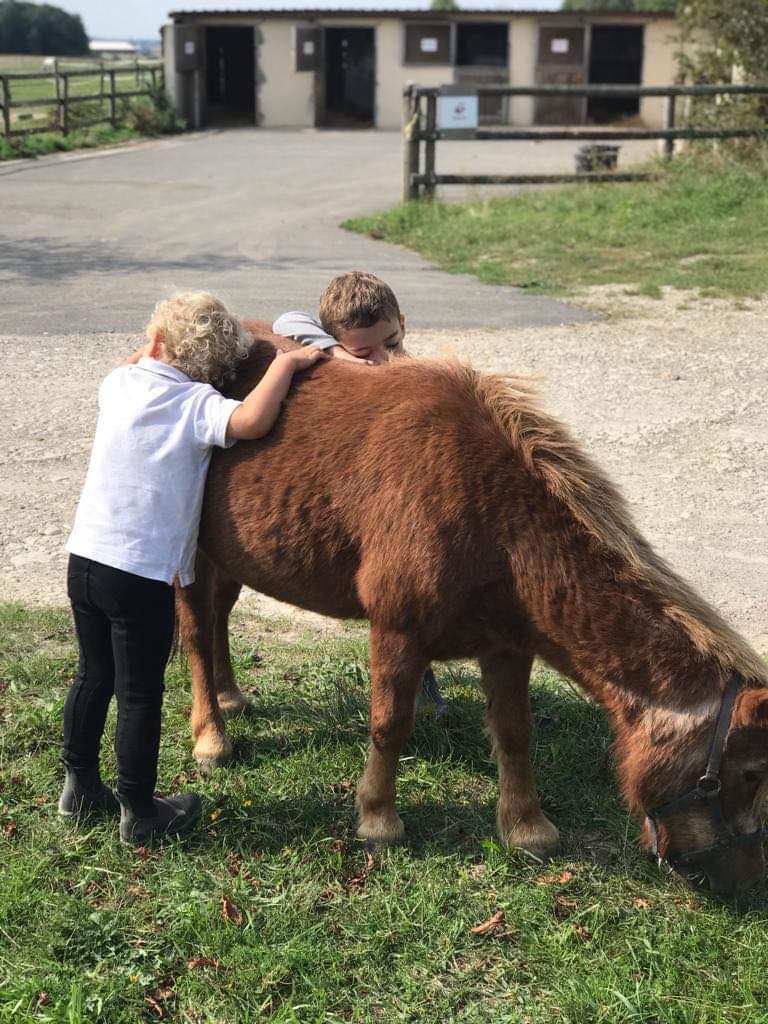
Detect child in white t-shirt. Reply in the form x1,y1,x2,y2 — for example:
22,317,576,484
61,292,327,845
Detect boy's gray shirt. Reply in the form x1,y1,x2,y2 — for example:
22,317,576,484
272,311,337,350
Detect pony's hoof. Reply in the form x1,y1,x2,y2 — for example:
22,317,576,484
193,734,233,773
217,689,254,720
500,814,560,861
356,809,406,848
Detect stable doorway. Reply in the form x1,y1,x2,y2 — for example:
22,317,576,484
454,22,509,125
587,25,644,123
205,26,256,126
319,27,375,128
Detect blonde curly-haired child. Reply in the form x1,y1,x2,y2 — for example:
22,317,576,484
61,292,327,845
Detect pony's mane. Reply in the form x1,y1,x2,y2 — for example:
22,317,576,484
438,363,767,685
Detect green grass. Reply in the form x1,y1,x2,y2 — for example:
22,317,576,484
0,53,165,146
2,603,767,1023
345,156,768,299
0,122,147,160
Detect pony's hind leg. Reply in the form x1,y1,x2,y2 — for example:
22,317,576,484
356,627,426,846
176,552,233,770
210,571,248,719
480,650,560,860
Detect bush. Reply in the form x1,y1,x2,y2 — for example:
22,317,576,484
678,0,768,160
122,90,184,136
0,91,185,161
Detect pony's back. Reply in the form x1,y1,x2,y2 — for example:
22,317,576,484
203,332,520,624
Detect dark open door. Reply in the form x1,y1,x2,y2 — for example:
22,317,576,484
318,27,375,128
205,26,255,126
587,25,644,123
535,25,587,125
454,22,509,125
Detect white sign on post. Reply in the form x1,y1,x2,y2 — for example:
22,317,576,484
302,40,315,56
420,37,438,53
436,94,479,131
551,37,570,54
184,40,195,56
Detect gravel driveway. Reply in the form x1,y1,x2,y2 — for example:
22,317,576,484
2,287,766,654
0,133,765,654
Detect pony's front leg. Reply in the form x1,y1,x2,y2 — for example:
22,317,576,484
356,627,425,846
176,556,233,770
480,650,560,860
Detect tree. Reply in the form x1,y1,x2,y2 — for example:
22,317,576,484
430,0,459,9
562,0,676,10
678,0,768,83
677,0,768,151
0,1,89,55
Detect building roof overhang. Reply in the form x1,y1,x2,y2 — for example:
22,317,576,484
169,7,677,21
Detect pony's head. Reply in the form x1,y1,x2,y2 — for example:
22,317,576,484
635,683,768,896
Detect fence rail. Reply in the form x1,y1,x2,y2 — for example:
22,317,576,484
403,82,768,200
0,61,164,138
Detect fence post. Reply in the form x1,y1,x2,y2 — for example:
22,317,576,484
402,86,420,202
664,94,677,159
53,64,62,132
0,76,9,137
61,73,69,135
424,90,437,200
108,69,117,126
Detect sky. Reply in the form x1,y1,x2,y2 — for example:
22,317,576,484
54,0,559,42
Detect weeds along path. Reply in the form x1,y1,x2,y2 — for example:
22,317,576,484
1,286,766,652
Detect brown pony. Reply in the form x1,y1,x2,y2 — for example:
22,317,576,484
177,324,768,895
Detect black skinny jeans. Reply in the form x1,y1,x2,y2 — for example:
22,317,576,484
64,554,175,817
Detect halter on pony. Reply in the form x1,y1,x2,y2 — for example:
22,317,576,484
646,675,767,878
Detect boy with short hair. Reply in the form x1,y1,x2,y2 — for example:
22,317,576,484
274,271,447,713
274,270,405,365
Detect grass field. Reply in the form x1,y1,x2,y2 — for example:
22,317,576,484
0,55,95,72
0,54,161,136
2,603,768,1023
345,156,768,299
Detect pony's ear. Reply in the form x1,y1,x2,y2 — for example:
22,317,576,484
732,688,768,730
727,689,768,769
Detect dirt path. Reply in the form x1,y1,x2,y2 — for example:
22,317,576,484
2,287,766,653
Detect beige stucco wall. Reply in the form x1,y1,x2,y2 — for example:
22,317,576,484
638,18,682,127
259,20,314,127
509,16,537,126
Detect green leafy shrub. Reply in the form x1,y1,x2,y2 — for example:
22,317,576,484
122,90,184,136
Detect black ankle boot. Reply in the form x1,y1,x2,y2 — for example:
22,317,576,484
58,767,120,819
119,793,202,846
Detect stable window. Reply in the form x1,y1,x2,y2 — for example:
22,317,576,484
455,22,507,67
295,27,320,72
404,23,451,65
537,26,585,67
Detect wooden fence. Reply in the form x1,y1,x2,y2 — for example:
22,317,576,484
0,61,164,138
403,83,768,200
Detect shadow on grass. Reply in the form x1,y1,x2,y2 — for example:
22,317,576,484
228,682,616,811
187,786,768,912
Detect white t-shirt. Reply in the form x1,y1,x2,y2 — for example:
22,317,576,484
67,357,242,586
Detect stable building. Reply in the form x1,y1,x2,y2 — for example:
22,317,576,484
163,7,680,130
